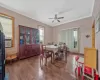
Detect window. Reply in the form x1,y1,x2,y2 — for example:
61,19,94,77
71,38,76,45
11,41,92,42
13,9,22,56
59,28,79,51
73,30,78,48
39,27,44,44
0,13,14,47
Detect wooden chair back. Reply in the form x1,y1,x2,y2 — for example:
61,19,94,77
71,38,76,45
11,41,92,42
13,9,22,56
40,45,47,56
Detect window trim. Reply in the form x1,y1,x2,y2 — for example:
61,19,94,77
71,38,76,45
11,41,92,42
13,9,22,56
0,13,15,47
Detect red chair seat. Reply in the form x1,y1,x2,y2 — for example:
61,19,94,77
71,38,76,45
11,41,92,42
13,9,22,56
84,66,92,76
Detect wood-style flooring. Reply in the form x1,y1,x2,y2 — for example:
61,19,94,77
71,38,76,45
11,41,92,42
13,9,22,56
5,54,82,80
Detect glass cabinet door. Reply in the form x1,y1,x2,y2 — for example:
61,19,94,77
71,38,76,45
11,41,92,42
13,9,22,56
35,29,39,44
31,29,35,44
19,27,25,45
19,26,40,45
31,29,39,44
25,28,31,44
20,27,25,34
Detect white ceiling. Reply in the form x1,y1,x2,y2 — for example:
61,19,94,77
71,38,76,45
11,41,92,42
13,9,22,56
0,0,95,27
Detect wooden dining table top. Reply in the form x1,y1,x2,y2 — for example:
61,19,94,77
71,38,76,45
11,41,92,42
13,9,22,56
43,45,58,53
45,45,58,49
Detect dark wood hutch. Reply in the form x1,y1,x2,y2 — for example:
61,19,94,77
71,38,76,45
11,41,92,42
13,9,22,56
18,25,40,59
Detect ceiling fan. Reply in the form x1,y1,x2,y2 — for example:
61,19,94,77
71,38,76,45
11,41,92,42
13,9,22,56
48,8,73,23
48,14,64,23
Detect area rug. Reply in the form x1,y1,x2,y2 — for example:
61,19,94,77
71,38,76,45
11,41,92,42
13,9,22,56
53,60,66,68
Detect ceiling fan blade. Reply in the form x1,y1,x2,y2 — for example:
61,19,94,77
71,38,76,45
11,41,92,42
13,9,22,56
57,17,64,19
57,20,60,22
55,14,57,18
48,18,54,19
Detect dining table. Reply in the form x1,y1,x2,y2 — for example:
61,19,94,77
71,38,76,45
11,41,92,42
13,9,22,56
45,45,58,52
43,45,58,61
44,45,67,62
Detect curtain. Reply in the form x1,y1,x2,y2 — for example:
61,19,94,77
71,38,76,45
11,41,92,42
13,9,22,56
59,28,79,52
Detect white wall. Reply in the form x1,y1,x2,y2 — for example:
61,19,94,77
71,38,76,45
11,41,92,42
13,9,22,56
0,6,53,55
53,17,93,53
80,26,92,53
92,0,100,75
95,32,100,74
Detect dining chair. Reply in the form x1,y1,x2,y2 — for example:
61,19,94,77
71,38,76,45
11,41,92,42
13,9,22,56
40,45,53,66
63,46,69,61
55,45,69,61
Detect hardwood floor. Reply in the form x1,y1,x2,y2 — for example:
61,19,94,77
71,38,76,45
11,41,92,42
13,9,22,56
5,54,83,80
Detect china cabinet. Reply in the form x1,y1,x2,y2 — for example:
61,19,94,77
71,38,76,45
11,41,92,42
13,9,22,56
18,25,40,59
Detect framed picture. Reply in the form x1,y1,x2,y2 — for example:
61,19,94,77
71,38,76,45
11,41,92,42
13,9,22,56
5,39,12,48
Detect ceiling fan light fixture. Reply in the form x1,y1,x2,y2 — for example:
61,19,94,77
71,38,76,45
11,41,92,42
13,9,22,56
49,14,64,23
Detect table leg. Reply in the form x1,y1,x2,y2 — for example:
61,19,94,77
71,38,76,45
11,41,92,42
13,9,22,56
51,55,53,63
65,52,67,62
52,52,55,63
45,57,47,66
